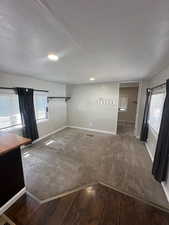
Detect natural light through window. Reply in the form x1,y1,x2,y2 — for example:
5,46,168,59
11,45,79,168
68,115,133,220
0,90,48,130
0,93,21,129
34,92,48,121
119,96,128,111
148,93,165,134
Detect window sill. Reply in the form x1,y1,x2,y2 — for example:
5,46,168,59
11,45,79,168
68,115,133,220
0,124,23,132
118,109,127,112
37,118,48,124
0,119,48,132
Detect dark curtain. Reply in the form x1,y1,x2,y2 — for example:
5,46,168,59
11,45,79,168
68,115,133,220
152,79,169,182
16,88,39,141
140,88,152,142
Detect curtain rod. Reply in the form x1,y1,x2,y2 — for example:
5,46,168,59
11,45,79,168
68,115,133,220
150,82,166,91
0,87,48,92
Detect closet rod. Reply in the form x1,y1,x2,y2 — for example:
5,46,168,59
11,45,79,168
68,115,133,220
47,96,71,101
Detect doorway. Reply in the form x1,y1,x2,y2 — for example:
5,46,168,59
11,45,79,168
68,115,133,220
117,82,139,136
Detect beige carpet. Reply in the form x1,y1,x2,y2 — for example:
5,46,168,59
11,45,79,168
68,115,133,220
22,127,169,210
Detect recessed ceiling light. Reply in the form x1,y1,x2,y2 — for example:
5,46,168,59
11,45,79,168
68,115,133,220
90,77,95,81
48,54,59,61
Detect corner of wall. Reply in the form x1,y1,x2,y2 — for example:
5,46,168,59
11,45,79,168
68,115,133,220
135,79,150,137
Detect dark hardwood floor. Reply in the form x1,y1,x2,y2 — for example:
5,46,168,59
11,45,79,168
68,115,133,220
6,184,169,225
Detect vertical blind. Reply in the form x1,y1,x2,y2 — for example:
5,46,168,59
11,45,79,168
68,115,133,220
148,91,165,134
34,91,48,120
0,89,21,129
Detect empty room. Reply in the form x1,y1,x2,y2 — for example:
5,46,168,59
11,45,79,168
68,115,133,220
1,0,169,224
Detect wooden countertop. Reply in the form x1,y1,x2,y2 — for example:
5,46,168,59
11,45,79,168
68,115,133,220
0,133,31,155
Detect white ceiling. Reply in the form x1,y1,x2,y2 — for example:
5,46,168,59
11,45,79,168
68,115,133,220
1,0,169,84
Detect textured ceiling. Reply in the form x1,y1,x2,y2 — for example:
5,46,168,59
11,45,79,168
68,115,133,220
1,0,169,83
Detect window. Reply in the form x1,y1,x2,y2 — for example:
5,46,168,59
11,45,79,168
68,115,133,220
34,92,48,121
148,92,165,134
0,91,21,129
119,96,128,111
0,90,48,130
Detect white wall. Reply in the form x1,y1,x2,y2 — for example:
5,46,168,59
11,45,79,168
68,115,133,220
135,80,150,138
0,72,67,138
67,83,119,134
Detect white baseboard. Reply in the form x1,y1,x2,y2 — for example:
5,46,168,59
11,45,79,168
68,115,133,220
145,143,154,162
0,187,26,215
162,182,169,203
145,143,169,203
68,125,115,135
32,126,68,144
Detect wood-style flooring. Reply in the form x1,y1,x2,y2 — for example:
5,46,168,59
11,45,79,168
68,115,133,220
5,184,169,225
22,127,169,209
